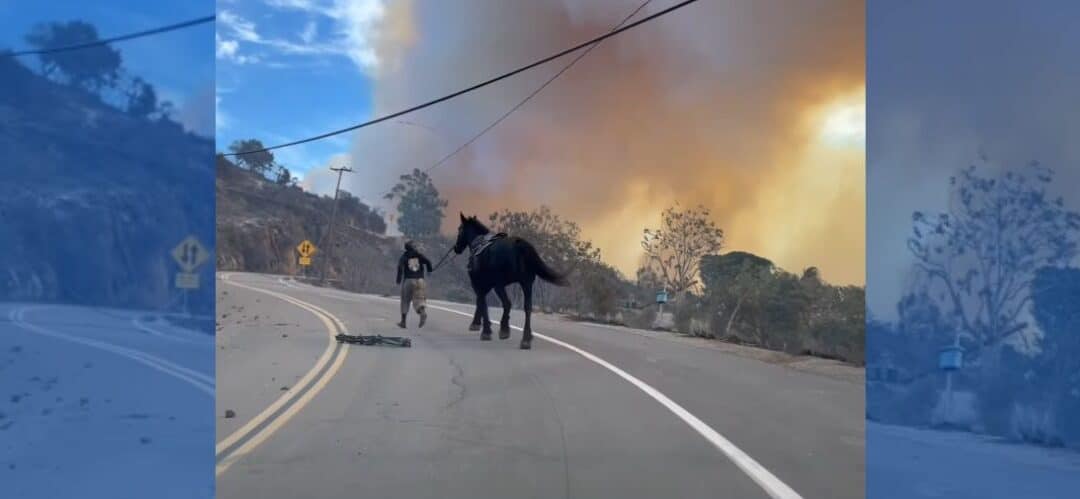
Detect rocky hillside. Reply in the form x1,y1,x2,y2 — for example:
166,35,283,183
0,56,214,314
215,157,476,302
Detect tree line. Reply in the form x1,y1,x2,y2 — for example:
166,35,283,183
869,162,1080,448
226,139,299,187
384,169,866,364
16,21,178,121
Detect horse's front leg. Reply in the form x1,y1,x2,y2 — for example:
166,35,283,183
468,273,483,331
494,286,512,340
469,305,482,331
476,288,493,341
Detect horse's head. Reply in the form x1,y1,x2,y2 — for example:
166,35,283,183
454,212,489,254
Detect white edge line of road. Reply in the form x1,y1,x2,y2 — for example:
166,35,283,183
330,289,802,499
214,273,349,476
425,302,802,499
8,306,214,396
132,315,213,347
231,276,803,498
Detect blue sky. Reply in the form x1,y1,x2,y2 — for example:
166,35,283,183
215,0,381,180
0,1,215,136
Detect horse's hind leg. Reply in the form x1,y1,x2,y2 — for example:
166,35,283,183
520,279,535,350
494,286,512,340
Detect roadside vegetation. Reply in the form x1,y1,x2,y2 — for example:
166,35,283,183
218,143,866,365
867,163,1080,449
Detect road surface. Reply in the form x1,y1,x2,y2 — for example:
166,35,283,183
215,272,864,499
0,303,215,498
867,421,1080,498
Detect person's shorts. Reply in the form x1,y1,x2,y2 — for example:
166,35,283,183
401,278,427,314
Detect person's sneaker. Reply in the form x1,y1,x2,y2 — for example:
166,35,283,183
396,320,406,329
418,308,427,328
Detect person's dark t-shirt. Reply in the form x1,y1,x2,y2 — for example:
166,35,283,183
397,249,433,282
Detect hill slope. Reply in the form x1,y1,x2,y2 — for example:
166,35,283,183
215,157,476,302
0,57,213,314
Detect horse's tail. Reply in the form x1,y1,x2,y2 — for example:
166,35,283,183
519,240,568,286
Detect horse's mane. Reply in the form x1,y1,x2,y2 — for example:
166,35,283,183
464,216,492,235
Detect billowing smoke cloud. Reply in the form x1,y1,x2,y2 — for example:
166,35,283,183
177,82,216,138
868,1,1080,320
342,0,865,283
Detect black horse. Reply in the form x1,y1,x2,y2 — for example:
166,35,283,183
453,213,568,349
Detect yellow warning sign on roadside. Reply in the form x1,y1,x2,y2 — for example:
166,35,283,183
297,240,317,258
299,256,312,266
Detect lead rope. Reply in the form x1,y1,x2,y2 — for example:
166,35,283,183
430,245,457,273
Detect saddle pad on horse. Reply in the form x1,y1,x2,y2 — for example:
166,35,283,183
468,232,508,270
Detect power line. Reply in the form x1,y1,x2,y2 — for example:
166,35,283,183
416,0,653,180
225,0,701,157
4,15,215,57
378,0,650,236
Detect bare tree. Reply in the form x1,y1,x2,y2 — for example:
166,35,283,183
488,206,599,310
908,162,1080,353
641,204,724,294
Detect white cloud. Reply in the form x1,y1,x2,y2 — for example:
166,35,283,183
330,0,386,72
218,10,262,42
216,36,238,58
216,33,259,64
177,83,216,138
217,7,343,65
266,0,333,15
258,0,388,73
215,94,228,131
301,20,318,44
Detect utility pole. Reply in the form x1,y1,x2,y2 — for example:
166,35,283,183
321,165,353,284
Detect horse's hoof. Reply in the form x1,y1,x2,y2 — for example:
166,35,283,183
481,332,492,341
499,327,511,340
469,323,481,332
520,340,531,350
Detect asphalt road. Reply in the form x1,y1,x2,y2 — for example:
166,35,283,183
867,421,1080,498
215,272,864,499
1,303,215,499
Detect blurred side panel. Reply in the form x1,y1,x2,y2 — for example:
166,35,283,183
867,1,1080,497
0,2,215,498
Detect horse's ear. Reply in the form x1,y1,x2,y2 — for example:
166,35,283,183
460,212,466,223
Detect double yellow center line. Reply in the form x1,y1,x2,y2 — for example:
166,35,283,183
215,274,350,475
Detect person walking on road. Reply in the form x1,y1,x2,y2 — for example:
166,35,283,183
396,240,432,329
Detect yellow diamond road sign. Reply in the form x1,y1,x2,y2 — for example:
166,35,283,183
172,236,209,273
297,240,317,258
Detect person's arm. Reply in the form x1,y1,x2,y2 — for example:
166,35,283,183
421,255,433,273
396,255,404,284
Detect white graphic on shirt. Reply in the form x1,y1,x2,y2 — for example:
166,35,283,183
407,257,420,272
